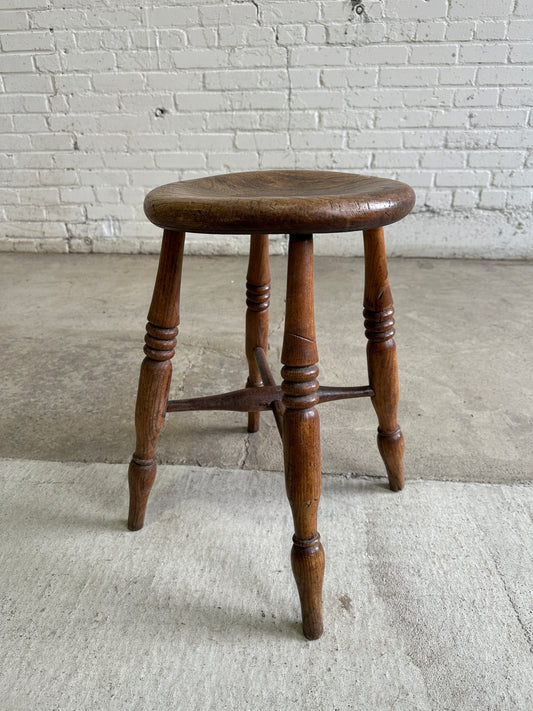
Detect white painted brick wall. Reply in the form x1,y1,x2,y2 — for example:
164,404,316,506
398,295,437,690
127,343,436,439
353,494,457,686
0,0,532,257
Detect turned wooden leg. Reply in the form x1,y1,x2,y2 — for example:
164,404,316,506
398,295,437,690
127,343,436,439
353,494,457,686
128,230,186,530
281,234,325,640
363,227,405,492
245,234,270,432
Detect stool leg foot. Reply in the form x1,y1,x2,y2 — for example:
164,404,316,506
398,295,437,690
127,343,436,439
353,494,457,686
282,234,325,640
127,230,185,530
363,227,405,491
245,234,270,433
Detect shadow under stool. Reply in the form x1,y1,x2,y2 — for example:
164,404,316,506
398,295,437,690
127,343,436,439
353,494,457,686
127,169,415,640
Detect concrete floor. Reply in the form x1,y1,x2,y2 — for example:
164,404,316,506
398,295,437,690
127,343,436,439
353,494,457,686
1,253,532,709
1,459,531,710
1,253,532,484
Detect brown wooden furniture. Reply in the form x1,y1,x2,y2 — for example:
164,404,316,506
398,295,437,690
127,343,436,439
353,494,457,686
128,170,415,640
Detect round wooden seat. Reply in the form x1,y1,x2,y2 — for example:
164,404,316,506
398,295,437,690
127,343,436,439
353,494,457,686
144,169,415,234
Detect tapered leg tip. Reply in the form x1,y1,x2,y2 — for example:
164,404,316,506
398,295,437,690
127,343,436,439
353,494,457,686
247,412,260,432
303,623,323,641
127,522,144,532
388,477,405,492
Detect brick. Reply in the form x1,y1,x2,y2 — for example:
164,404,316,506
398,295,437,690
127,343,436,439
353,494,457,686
204,69,286,91
0,53,34,72
506,189,533,208
34,53,61,73
156,29,188,49
288,68,320,89
69,94,120,113
453,190,479,208
389,0,447,19
80,169,128,186
348,131,403,149
445,21,475,40
184,27,217,48
421,151,466,168
220,25,275,48
3,73,52,93
0,134,31,151
475,21,507,40
0,0,47,7
500,87,533,106
477,66,532,85
174,92,229,112
38,170,78,186
468,151,526,168
446,131,497,149
350,46,409,65
30,134,74,151
424,191,453,210
154,153,206,170
449,0,513,18
62,52,115,72
376,110,432,129
262,2,320,23
228,48,287,68
331,21,386,45
380,67,438,86
170,49,228,69
373,151,420,168
460,43,509,64
0,11,29,31
454,88,499,106
470,109,528,127
181,133,234,151
289,47,349,67
479,189,507,208
198,4,257,25
436,171,490,187
206,112,258,130
496,129,533,148
403,131,445,148
320,68,377,88
320,110,373,130
291,132,344,150
306,24,327,44
235,132,289,150
320,2,351,22
146,72,202,92
515,0,533,16
509,44,533,63
414,21,447,42
146,6,198,26
1,30,52,52
77,134,128,151
291,90,343,110
91,73,145,92
0,94,48,113
432,110,471,127
439,67,476,85
507,20,533,40
410,44,458,64
492,169,533,187
275,25,306,46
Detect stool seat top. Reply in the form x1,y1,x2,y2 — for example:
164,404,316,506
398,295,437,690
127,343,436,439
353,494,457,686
144,169,415,235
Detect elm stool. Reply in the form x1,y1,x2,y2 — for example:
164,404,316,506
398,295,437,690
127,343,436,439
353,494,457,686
127,170,415,640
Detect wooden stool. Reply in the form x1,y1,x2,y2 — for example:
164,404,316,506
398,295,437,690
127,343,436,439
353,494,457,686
127,170,415,640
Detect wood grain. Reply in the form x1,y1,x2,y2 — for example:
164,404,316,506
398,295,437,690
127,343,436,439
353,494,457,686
363,227,405,491
281,234,325,640
144,169,416,235
128,230,185,530
245,234,270,433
